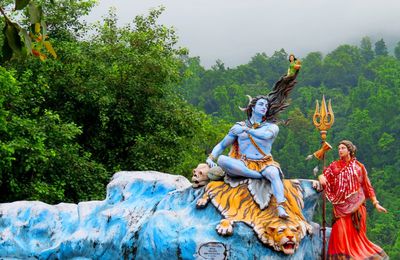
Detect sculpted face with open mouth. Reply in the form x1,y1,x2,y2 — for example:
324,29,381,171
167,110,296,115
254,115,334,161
267,223,302,255
191,163,210,188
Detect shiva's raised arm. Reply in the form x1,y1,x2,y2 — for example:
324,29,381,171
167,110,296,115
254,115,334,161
206,130,237,168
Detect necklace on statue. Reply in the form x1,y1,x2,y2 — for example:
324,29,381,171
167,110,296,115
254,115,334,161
246,120,262,129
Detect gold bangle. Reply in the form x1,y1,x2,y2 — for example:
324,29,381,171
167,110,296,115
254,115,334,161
372,200,380,206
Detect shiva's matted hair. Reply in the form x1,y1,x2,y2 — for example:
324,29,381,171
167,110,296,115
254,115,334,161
240,73,298,122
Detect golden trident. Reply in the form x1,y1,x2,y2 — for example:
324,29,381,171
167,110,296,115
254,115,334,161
313,95,334,141
312,95,334,260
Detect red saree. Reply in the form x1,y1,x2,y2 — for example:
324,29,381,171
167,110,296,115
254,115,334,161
323,158,388,260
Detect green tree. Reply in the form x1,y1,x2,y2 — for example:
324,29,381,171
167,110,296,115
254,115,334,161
299,52,323,86
248,52,269,79
0,0,58,61
394,41,400,60
323,45,363,91
266,48,288,86
374,38,388,56
360,36,375,62
5,7,222,181
212,84,246,121
0,66,108,203
178,56,205,104
36,0,97,36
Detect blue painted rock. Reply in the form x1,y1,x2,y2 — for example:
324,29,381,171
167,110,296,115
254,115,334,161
0,171,327,259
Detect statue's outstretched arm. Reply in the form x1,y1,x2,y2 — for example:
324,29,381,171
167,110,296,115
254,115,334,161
206,133,236,168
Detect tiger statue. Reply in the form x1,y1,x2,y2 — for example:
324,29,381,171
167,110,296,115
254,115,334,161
196,179,313,255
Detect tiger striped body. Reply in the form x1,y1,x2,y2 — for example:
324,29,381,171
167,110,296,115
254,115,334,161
196,179,312,255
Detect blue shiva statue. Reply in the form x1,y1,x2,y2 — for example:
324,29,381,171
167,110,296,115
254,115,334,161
206,74,299,219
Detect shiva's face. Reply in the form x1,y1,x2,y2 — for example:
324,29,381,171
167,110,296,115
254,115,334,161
252,98,268,116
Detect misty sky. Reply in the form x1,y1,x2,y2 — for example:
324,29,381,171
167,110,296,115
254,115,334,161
85,0,400,68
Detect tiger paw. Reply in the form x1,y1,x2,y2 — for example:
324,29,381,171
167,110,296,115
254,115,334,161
260,234,270,244
255,227,268,243
216,219,233,236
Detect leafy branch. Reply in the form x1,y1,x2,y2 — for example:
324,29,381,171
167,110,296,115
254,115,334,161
1,0,57,62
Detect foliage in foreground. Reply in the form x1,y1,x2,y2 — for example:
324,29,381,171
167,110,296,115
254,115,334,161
1,7,227,203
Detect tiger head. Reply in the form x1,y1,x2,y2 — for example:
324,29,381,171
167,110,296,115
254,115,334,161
265,222,302,255
201,179,313,255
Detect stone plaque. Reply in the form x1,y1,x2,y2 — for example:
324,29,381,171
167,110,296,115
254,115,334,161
196,242,228,260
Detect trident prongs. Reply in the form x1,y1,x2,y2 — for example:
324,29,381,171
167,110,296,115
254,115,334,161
313,95,334,141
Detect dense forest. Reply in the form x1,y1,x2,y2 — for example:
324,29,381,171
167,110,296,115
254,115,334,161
0,2,399,257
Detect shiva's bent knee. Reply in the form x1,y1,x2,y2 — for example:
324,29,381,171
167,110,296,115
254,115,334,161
262,166,280,182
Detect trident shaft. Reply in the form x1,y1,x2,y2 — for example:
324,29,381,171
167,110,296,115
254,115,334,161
313,95,334,260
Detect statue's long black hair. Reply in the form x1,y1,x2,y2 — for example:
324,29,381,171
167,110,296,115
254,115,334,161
241,72,298,123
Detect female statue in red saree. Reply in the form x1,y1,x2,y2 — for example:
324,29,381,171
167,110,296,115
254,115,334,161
318,140,388,260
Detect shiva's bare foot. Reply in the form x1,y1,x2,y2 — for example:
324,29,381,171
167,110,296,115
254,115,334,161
277,204,289,219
